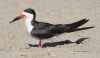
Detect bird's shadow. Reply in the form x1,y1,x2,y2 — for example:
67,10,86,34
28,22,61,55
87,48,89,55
28,37,89,48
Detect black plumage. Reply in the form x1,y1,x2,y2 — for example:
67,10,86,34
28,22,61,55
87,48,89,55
31,19,89,39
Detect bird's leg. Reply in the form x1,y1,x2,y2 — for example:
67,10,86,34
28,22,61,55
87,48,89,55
38,40,44,48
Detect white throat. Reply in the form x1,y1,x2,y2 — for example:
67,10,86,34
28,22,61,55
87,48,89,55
22,12,34,35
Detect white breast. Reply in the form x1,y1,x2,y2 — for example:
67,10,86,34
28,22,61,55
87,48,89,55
25,18,34,35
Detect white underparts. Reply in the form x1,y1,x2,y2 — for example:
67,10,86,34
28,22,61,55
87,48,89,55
22,12,34,35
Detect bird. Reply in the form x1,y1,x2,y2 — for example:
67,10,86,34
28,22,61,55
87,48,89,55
9,8,89,48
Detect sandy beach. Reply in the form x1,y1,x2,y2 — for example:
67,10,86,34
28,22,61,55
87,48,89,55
0,0,100,58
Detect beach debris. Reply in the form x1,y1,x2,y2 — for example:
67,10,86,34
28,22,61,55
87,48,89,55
21,52,28,57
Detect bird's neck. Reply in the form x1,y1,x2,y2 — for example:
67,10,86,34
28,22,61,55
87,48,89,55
25,15,35,35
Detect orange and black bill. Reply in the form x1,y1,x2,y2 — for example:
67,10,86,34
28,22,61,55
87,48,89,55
9,14,25,23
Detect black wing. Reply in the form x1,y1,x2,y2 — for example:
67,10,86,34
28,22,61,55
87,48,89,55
31,19,89,39
31,21,56,38
31,21,68,38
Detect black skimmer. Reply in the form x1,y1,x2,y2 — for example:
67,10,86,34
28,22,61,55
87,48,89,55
9,8,89,48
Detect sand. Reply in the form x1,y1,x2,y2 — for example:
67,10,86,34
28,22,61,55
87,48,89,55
0,0,100,58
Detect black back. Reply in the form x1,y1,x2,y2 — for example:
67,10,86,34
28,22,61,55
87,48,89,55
31,19,89,39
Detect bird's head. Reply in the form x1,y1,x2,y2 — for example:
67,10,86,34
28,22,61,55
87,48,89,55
9,8,36,23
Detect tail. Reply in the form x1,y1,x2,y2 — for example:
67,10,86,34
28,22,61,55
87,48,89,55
66,19,89,31
53,19,89,34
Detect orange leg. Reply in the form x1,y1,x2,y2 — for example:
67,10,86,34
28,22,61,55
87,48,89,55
38,40,44,48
